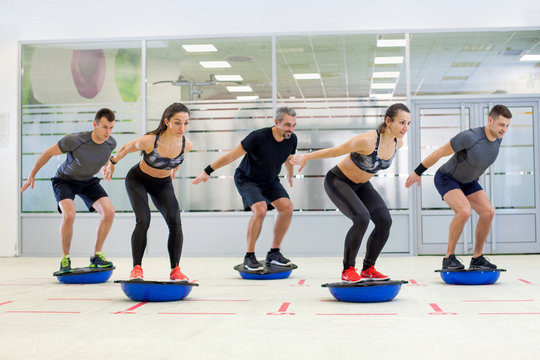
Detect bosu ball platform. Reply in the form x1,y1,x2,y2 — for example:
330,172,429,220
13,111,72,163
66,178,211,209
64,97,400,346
234,263,298,280
53,266,115,284
322,280,408,303
115,279,198,302
435,268,506,285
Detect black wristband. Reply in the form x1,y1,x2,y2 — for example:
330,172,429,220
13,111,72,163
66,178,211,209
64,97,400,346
109,156,118,165
414,163,427,176
204,165,214,175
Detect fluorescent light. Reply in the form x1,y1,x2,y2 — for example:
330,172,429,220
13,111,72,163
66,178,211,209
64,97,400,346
182,44,217,52
371,83,396,90
226,86,253,92
236,96,259,101
370,93,393,99
374,56,404,64
377,39,406,47
373,71,400,78
214,75,243,81
199,61,231,68
520,54,540,61
293,73,321,80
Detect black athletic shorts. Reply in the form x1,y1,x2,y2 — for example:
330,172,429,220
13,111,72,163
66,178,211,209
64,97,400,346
51,177,108,213
434,169,482,199
234,170,289,211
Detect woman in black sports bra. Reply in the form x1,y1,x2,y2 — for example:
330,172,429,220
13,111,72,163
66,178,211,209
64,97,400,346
104,103,193,281
291,103,410,283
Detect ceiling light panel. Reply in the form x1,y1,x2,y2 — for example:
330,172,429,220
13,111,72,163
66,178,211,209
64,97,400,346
182,44,217,52
226,86,253,92
520,54,540,61
199,61,231,68
293,73,321,80
373,71,400,78
215,75,243,81
371,83,396,89
236,96,260,101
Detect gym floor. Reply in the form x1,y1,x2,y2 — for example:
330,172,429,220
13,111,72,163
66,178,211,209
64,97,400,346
2,255,540,359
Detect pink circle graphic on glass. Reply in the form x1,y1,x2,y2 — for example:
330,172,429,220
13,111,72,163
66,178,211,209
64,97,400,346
71,49,106,99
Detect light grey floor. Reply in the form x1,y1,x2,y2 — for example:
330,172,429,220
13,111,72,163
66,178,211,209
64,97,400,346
2,255,540,360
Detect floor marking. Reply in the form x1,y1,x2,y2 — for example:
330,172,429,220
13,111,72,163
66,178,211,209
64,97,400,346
267,302,295,315
0,301,14,306
518,279,533,284
408,279,426,286
463,299,533,302
316,313,398,316
112,302,148,314
7,311,80,314
210,284,267,287
158,312,237,315
48,298,114,301
479,312,540,315
184,299,250,302
428,303,457,315
290,279,310,287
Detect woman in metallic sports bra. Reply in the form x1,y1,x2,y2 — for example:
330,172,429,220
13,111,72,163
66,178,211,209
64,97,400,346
104,103,192,281
291,103,411,283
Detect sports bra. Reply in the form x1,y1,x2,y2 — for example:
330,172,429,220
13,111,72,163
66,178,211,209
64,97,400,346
350,131,397,174
143,134,185,170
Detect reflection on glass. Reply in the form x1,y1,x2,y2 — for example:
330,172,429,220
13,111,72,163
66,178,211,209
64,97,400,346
21,42,142,212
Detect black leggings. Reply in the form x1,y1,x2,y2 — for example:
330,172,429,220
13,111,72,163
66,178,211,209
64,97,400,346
125,165,183,268
324,166,392,271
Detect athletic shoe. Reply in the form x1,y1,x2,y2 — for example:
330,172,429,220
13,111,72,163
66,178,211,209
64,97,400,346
442,254,465,270
341,267,362,283
130,265,144,279
469,255,497,270
59,257,71,273
170,266,189,281
89,253,113,268
360,266,390,281
265,250,292,266
244,254,264,271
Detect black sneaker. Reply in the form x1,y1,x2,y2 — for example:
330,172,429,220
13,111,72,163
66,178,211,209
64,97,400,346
59,257,72,273
469,255,497,270
265,250,292,266
89,253,113,268
244,254,264,271
442,254,465,270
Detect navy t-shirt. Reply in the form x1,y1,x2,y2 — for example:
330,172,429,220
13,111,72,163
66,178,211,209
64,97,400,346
236,127,297,183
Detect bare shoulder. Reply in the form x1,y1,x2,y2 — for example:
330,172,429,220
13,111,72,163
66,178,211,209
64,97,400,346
396,137,404,149
350,130,377,154
184,136,193,152
137,134,156,152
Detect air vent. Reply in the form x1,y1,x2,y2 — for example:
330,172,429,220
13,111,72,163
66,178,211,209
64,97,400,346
463,45,494,51
226,56,256,62
442,76,469,80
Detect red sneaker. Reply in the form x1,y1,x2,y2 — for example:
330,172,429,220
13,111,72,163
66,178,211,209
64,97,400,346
170,266,189,281
341,267,362,283
360,266,390,281
130,265,144,279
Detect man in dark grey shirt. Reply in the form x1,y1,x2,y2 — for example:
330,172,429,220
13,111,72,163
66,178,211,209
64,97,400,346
406,105,512,270
21,108,117,273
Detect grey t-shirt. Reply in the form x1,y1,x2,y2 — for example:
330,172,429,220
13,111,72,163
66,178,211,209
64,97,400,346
55,131,116,181
439,127,502,183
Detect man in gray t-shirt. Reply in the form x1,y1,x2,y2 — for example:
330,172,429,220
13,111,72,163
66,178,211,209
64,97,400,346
21,109,117,274
406,105,512,270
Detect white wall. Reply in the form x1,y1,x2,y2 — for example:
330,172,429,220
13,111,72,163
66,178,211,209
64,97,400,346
1,0,540,256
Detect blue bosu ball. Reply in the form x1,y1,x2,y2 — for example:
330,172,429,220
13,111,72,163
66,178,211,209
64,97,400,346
322,280,408,303
54,267,115,284
115,280,198,302
436,269,505,285
234,263,298,280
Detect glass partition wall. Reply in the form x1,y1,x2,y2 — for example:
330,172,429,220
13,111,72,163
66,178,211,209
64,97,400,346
20,30,540,254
